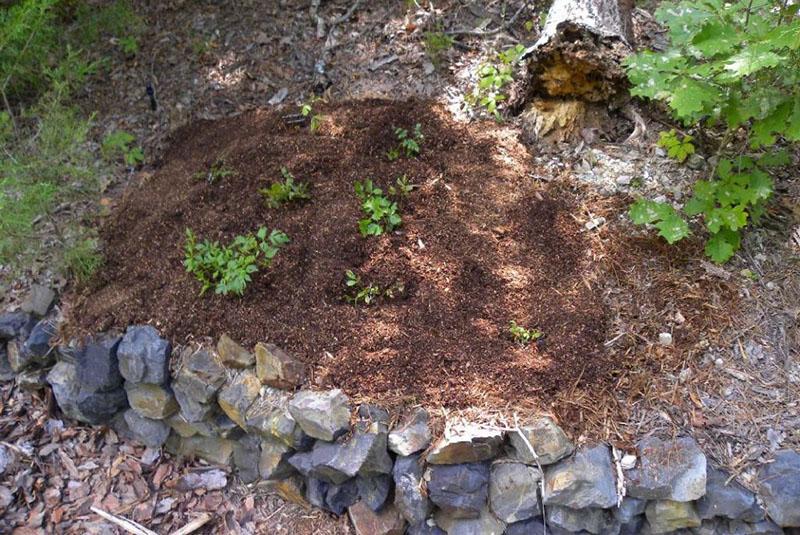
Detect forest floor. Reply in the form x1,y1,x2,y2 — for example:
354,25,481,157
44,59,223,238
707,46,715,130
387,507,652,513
1,0,799,534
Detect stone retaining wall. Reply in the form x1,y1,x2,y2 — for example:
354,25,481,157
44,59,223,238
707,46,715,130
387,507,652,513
2,292,799,534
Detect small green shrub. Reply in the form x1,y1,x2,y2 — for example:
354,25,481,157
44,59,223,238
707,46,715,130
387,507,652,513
183,227,289,296
658,129,695,163
102,131,144,166
196,158,235,184
63,237,104,284
344,270,381,305
261,167,310,208
354,179,402,237
424,30,454,66
387,124,423,161
301,97,323,133
388,175,414,197
509,321,543,345
118,35,139,57
467,44,525,119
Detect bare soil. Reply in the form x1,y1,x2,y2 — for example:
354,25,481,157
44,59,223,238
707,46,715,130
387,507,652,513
66,99,612,408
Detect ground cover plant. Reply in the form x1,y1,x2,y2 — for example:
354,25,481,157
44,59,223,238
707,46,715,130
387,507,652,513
467,44,526,118
196,157,235,184
509,320,543,345
261,167,310,208
386,123,424,160
354,178,402,236
625,0,800,262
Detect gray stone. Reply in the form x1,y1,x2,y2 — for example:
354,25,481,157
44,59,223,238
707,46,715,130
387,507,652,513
434,506,505,535
697,466,764,521
394,454,431,525
21,285,55,317
255,342,306,389
218,369,261,428
16,318,56,369
427,462,490,519
306,476,329,510
123,409,170,448
177,469,227,491
325,478,360,515
76,387,128,424
407,521,446,535
125,382,178,419
358,403,390,425
619,515,645,535
0,311,34,340
118,325,171,385
48,361,87,422
258,439,293,480
758,449,800,527
357,473,392,512
233,435,261,483
16,368,47,390
167,412,210,438
174,347,226,403
348,501,407,535
615,496,646,524
426,423,503,465
547,505,619,534
212,412,244,439
508,417,574,466
627,436,707,502
172,381,215,422
728,519,784,534
76,335,123,392
0,344,14,382
289,429,392,484
645,500,701,533
217,334,254,368
389,408,431,456
505,517,546,535
246,388,310,449
543,444,617,509
288,389,350,441
167,435,235,465
488,461,541,523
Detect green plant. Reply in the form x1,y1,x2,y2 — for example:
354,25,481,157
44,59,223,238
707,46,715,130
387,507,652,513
387,124,424,160
118,35,139,57
423,30,454,67
261,166,310,208
196,158,235,184
509,321,543,345
658,129,696,163
63,237,103,284
354,179,402,237
344,270,381,305
468,44,525,118
183,227,289,296
102,131,144,166
388,175,414,197
625,0,800,263
301,97,323,133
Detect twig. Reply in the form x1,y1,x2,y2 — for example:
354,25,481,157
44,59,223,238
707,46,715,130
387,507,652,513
169,513,213,535
90,507,158,535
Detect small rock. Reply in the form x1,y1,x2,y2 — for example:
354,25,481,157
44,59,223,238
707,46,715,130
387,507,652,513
357,473,392,512
427,462,490,519
76,335,123,392
172,381,215,422
174,347,226,403
543,444,617,509
125,383,179,419
0,486,13,509
246,387,309,449
232,435,261,483
0,311,34,340
217,334,255,368
288,389,351,441
16,318,56,369
645,500,701,533
325,478,360,515
0,444,15,474
407,521,446,535
177,469,228,491
167,435,235,466
394,454,432,525
255,342,306,389
658,332,673,346
289,429,392,484
117,325,171,385
505,517,547,535
259,439,293,480
509,417,574,466
356,403,390,432
212,412,244,439
389,408,431,456
16,368,48,390
21,285,55,317
729,518,784,534
426,423,503,464
76,387,128,424
434,505,505,535
489,461,541,523
123,409,170,448
686,153,706,170
626,436,706,502
547,505,617,534
218,370,261,428
757,449,800,527
48,361,87,422
166,412,215,438
0,344,14,382
349,501,407,535
697,466,763,521
615,496,646,524
268,87,288,106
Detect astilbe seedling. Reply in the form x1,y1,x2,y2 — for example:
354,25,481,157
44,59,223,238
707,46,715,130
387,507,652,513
509,321,543,346
354,179,402,237
195,158,235,184
344,270,381,305
261,167,310,208
658,129,696,163
387,124,424,161
467,44,525,119
183,227,289,296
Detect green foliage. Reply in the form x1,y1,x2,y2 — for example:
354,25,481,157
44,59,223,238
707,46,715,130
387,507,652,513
354,179,402,237
423,30,454,66
467,44,525,118
301,97,323,133
629,199,691,244
658,129,695,163
388,175,414,197
72,0,143,49
183,227,289,296
508,321,543,345
196,158,235,184
118,35,139,57
102,131,144,166
344,270,381,305
261,167,310,208
0,0,59,98
624,0,798,262
387,124,423,161
63,237,103,284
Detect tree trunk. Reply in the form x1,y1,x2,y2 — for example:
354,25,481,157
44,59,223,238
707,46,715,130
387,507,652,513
515,0,635,145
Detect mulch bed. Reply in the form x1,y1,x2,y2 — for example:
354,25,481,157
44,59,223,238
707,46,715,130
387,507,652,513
66,99,618,408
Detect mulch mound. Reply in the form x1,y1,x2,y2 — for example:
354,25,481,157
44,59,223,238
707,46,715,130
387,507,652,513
66,99,614,408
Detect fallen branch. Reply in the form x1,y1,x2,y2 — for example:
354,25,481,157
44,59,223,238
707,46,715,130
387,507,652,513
170,513,213,535
90,507,158,535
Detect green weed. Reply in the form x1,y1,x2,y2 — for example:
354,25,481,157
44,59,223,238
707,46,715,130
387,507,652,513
261,167,310,208
354,179,402,237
